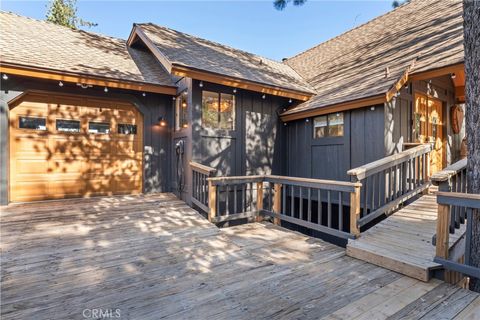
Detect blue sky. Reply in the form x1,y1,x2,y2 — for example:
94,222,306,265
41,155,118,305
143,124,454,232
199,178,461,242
1,1,393,61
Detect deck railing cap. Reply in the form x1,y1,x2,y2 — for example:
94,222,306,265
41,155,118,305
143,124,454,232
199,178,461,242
430,158,467,184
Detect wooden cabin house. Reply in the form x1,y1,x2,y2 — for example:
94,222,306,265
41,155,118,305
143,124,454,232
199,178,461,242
0,0,467,224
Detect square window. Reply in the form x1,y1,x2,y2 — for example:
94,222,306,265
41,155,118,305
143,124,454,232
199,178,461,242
118,124,137,135
313,116,327,138
19,116,46,130
56,119,80,133
88,122,110,134
202,90,235,130
313,113,344,138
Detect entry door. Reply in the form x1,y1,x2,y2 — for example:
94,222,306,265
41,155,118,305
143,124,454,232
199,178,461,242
413,94,445,174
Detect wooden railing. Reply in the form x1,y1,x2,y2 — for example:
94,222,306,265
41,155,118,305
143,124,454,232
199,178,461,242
190,161,216,213
207,175,362,239
431,158,468,233
435,192,480,282
347,144,432,228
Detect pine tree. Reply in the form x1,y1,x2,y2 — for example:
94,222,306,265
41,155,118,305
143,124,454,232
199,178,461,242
46,0,96,29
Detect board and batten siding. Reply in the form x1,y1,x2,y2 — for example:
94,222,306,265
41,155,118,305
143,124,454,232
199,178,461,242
0,77,173,204
286,105,385,181
190,80,288,177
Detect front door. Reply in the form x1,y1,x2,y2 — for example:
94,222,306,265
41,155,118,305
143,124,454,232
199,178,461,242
413,93,445,175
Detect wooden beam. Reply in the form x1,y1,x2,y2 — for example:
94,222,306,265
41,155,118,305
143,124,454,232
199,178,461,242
0,63,177,95
281,94,386,122
171,65,313,101
409,63,464,81
386,60,416,102
435,203,450,259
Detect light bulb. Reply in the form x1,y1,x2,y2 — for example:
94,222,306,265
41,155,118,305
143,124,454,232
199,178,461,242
104,87,108,93
199,81,204,88
2,74,8,80
59,81,64,87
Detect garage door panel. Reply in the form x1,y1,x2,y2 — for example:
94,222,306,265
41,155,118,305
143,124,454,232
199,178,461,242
10,95,143,202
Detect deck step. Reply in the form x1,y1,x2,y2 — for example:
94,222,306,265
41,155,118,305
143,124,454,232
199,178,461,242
346,194,465,282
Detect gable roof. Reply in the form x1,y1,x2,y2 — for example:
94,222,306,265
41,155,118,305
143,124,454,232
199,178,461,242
132,23,316,97
282,0,464,119
0,12,176,92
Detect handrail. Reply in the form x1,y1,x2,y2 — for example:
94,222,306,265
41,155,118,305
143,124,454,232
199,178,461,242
347,143,432,228
207,174,362,239
190,161,216,176
435,192,480,281
347,144,432,180
190,161,216,213
431,158,467,186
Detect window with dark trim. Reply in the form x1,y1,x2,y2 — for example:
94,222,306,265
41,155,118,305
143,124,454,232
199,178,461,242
175,92,188,130
118,124,137,135
313,112,344,138
56,119,80,133
19,116,46,130
201,91,235,130
88,122,110,134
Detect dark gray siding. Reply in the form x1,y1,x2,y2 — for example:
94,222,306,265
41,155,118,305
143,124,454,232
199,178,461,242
190,80,287,176
286,105,385,181
0,77,173,204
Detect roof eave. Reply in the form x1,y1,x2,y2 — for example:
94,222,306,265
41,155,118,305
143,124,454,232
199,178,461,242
0,62,177,95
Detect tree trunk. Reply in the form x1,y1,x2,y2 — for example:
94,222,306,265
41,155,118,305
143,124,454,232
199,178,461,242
464,0,480,292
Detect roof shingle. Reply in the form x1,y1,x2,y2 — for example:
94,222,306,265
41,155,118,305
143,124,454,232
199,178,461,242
136,23,315,94
283,0,463,116
0,12,175,87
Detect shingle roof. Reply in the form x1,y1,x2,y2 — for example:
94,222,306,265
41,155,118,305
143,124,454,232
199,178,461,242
283,0,463,117
136,23,315,94
0,12,175,88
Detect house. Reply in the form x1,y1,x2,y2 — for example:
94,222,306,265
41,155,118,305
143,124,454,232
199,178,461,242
0,0,465,208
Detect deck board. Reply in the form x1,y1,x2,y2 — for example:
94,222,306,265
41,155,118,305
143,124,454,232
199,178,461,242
347,193,466,281
1,193,478,319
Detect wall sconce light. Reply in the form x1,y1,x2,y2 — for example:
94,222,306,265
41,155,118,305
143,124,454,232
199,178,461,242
199,81,204,88
182,123,188,128
2,74,8,80
158,116,167,127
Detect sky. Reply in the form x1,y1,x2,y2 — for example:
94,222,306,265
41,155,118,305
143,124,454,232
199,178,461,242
1,1,393,61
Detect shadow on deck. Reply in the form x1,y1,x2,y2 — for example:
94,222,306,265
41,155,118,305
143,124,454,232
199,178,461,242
1,193,478,319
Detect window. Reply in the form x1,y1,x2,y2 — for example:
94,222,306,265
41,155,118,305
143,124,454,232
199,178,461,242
19,116,46,130
201,91,235,130
118,124,137,135
313,113,344,138
175,92,188,130
88,122,110,134
56,119,80,133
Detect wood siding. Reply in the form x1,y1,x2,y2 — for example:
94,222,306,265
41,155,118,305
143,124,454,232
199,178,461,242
286,105,385,181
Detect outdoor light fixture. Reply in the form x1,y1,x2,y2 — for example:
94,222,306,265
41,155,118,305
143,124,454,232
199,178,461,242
76,83,92,89
262,94,266,99
306,118,309,122
2,74,8,80
199,81,204,88
142,92,146,97
182,123,188,128
104,87,108,93
158,116,167,127
451,73,456,79
172,97,176,101
370,106,376,111
289,99,292,103
233,88,237,93
59,81,64,87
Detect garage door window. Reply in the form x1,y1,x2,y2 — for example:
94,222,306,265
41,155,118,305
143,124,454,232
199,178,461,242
118,124,137,135
88,122,110,134
56,119,81,133
19,116,46,130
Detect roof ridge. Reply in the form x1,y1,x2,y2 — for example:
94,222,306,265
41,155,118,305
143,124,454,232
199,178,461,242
138,22,289,67
285,0,418,62
0,10,126,43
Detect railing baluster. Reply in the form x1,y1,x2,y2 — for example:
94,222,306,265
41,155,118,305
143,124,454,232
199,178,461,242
307,188,312,222
371,174,376,211
299,187,303,219
339,192,343,231
233,184,237,214
282,184,287,215
242,183,246,212
225,185,230,216
291,185,294,217
327,190,332,228
393,164,397,199
363,177,368,216
318,189,322,225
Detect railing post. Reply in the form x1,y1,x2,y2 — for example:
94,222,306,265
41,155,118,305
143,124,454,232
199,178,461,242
273,183,282,226
436,203,450,259
256,181,264,222
350,185,361,237
208,181,217,223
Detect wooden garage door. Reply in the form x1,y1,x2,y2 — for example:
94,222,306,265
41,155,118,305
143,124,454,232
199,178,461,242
9,93,143,202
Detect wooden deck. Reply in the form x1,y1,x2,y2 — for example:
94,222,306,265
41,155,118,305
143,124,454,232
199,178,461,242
1,193,479,319
347,193,466,282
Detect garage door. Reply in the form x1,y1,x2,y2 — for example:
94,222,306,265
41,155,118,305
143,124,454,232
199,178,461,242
9,93,143,202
